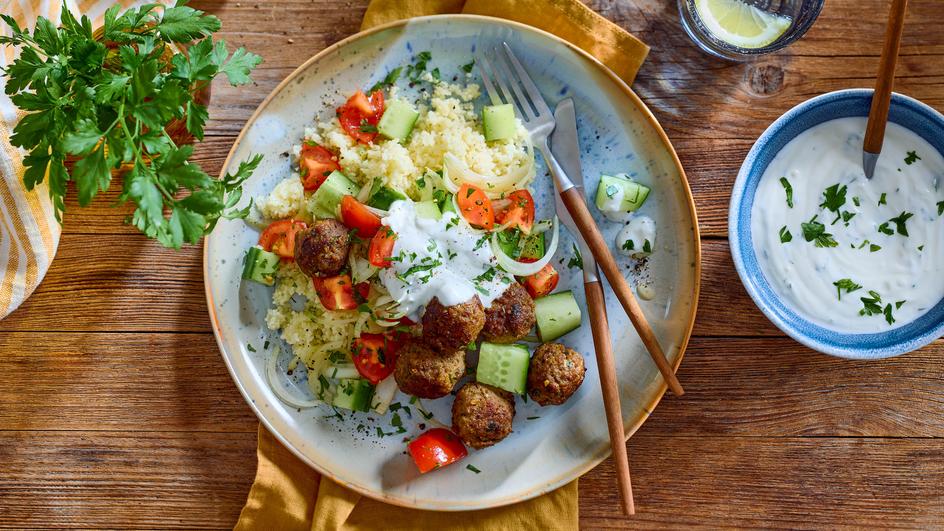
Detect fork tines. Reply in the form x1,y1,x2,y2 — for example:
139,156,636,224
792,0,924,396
476,43,552,126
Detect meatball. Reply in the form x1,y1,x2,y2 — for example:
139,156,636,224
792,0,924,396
294,219,350,277
394,340,465,399
480,282,536,343
527,343,586,406
452,382,515,449
421,296,485,353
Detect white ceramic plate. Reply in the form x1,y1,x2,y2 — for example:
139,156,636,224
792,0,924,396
205,15,700,510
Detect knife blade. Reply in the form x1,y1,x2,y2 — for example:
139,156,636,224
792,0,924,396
550,99,598,283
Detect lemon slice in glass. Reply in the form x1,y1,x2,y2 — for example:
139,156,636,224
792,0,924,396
695,0,793,49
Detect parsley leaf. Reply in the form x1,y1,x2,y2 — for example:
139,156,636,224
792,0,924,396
833,278,862,300
461,60,475,73
800,215,838,248
878,192,887,206
859,290,883,317
779,226,793,243
779,177,794,208
819,183,847,212
937,201,943,217
567,244,583,269
881,211,914,237
904,150,921,165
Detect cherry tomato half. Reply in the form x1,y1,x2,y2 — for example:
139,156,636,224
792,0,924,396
340,195,382,238
351,332,401,384
521,263,559,299
456,183,494,230
337,90,385,144
312,274,357,311
407,428,468,474
368,226,397,268
258,219,307,260
495,189,535,234
299,143,340,191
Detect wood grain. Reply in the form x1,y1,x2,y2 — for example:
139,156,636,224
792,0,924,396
2,0,944,528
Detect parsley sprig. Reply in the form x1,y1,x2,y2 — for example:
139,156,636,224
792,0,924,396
800,215,838,248
0,3,262,248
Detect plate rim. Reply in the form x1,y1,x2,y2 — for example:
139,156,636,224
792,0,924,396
203,13,702,510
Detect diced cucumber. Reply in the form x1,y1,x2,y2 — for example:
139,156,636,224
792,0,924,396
440,192,457,215
416,170,447,203
309,170,359,219
595,174,650,214
241,246,280,286
377,99,419,141
415,200,442,220
534,291,582,342
367,180,408,210
331,378,374,412
482,104,516,142
476,342,530,395
496,230,545,260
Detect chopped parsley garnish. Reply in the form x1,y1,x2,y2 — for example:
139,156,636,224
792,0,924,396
918,245,925,251
852,196,861,207
358,123,378,133
858,290,883,317
832,278,862,300
937,201,944,216
879,211,914,237
883,304,896,325
461,60,475,73
622,239,635,250
905,150,921,165
819,183,847,212
474,235,489,250
878,193,887,206
567,244,583,269
642,239,652,253
527,416,541,420
430,67,441,81
328,350,347,363
246,343,256,352
800,215,838,248
878,222,894,236
779,177,794,208
406,51,432,82
466,464,481,474
474,285,489,296
779,226,793,243
896,300,906,309
475,267,497,283
870,243,882,252
398,261,441,281
357,303,371,313
369,66,402,92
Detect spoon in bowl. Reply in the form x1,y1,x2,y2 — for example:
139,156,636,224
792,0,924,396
863,0,909,179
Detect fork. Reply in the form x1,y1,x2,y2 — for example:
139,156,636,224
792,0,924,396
477,43,684,397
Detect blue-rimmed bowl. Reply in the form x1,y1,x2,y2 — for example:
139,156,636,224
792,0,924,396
729,89,944,359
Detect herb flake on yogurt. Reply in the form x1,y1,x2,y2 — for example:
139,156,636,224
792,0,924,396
751,117,944,333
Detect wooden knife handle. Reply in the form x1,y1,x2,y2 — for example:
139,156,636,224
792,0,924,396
865,0,909,154
560,187,684,396
585,279,635,515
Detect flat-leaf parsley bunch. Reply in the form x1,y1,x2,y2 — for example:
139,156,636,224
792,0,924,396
0,2,263,248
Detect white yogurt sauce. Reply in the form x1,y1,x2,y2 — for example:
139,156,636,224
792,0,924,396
616,215,656,257
379,200,512,319
751,117,944,332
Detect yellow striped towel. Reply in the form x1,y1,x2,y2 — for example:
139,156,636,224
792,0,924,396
0,0,170,319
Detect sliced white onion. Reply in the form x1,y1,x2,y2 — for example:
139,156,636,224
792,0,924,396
356,179,373,203
350,255,379,284
267,349,323,409
371,376,398,414
323,365,360,380
365,205,389,218
442,145,535,199
490,215,560,276
532,219,553,234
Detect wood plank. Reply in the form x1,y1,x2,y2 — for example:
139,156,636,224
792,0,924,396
0,430,256,530
2,430,943,529
580,434,944,529
0,333,256,433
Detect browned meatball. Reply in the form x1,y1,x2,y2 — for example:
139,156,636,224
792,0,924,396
294,219,350,277
527,343,586,406
452,382,515,449
480,282,536,343
394,340,465,399
421,296,485,353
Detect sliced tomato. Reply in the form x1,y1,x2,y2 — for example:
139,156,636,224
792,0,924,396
340,195,382,238
354,281,371,302
407,428,468,474
521,263,559,299
337,90,385,144
495,189,535,234
312,274,357,311
258,219,307,260
368,226,397,268
299,143,340,191
456,183,494,230
351,332,401,384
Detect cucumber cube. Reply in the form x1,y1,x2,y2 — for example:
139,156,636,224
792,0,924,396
367,180,408,210
414,200,442,220
595,174,650,214
309,170,359,219
241,246,280,286
378,99,419,141
476,342,531,395
482,104,517,142
534,291,582,342
331,379,374,412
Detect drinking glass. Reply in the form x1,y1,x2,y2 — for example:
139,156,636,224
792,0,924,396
678,0,825,61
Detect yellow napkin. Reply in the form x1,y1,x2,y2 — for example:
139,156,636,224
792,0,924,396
236,1,648,530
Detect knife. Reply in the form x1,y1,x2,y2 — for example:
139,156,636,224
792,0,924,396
550,99,635,516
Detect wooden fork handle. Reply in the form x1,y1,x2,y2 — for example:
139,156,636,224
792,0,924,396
865,0,909,154
560,187,684,396
585,278,635,515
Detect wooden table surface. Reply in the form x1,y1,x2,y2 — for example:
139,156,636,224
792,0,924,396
2,0,943,528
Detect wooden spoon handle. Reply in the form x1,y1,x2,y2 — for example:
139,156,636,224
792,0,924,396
864,0,909,154
585,278,635,515
560,187,684,396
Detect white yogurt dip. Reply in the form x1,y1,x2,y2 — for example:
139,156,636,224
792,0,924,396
616,215,656,257
751,117,944,333
380,200,512,319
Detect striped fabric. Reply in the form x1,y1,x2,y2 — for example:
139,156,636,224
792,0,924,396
0,0,169,319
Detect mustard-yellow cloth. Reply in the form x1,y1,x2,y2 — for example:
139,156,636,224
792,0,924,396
236,1,649,529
